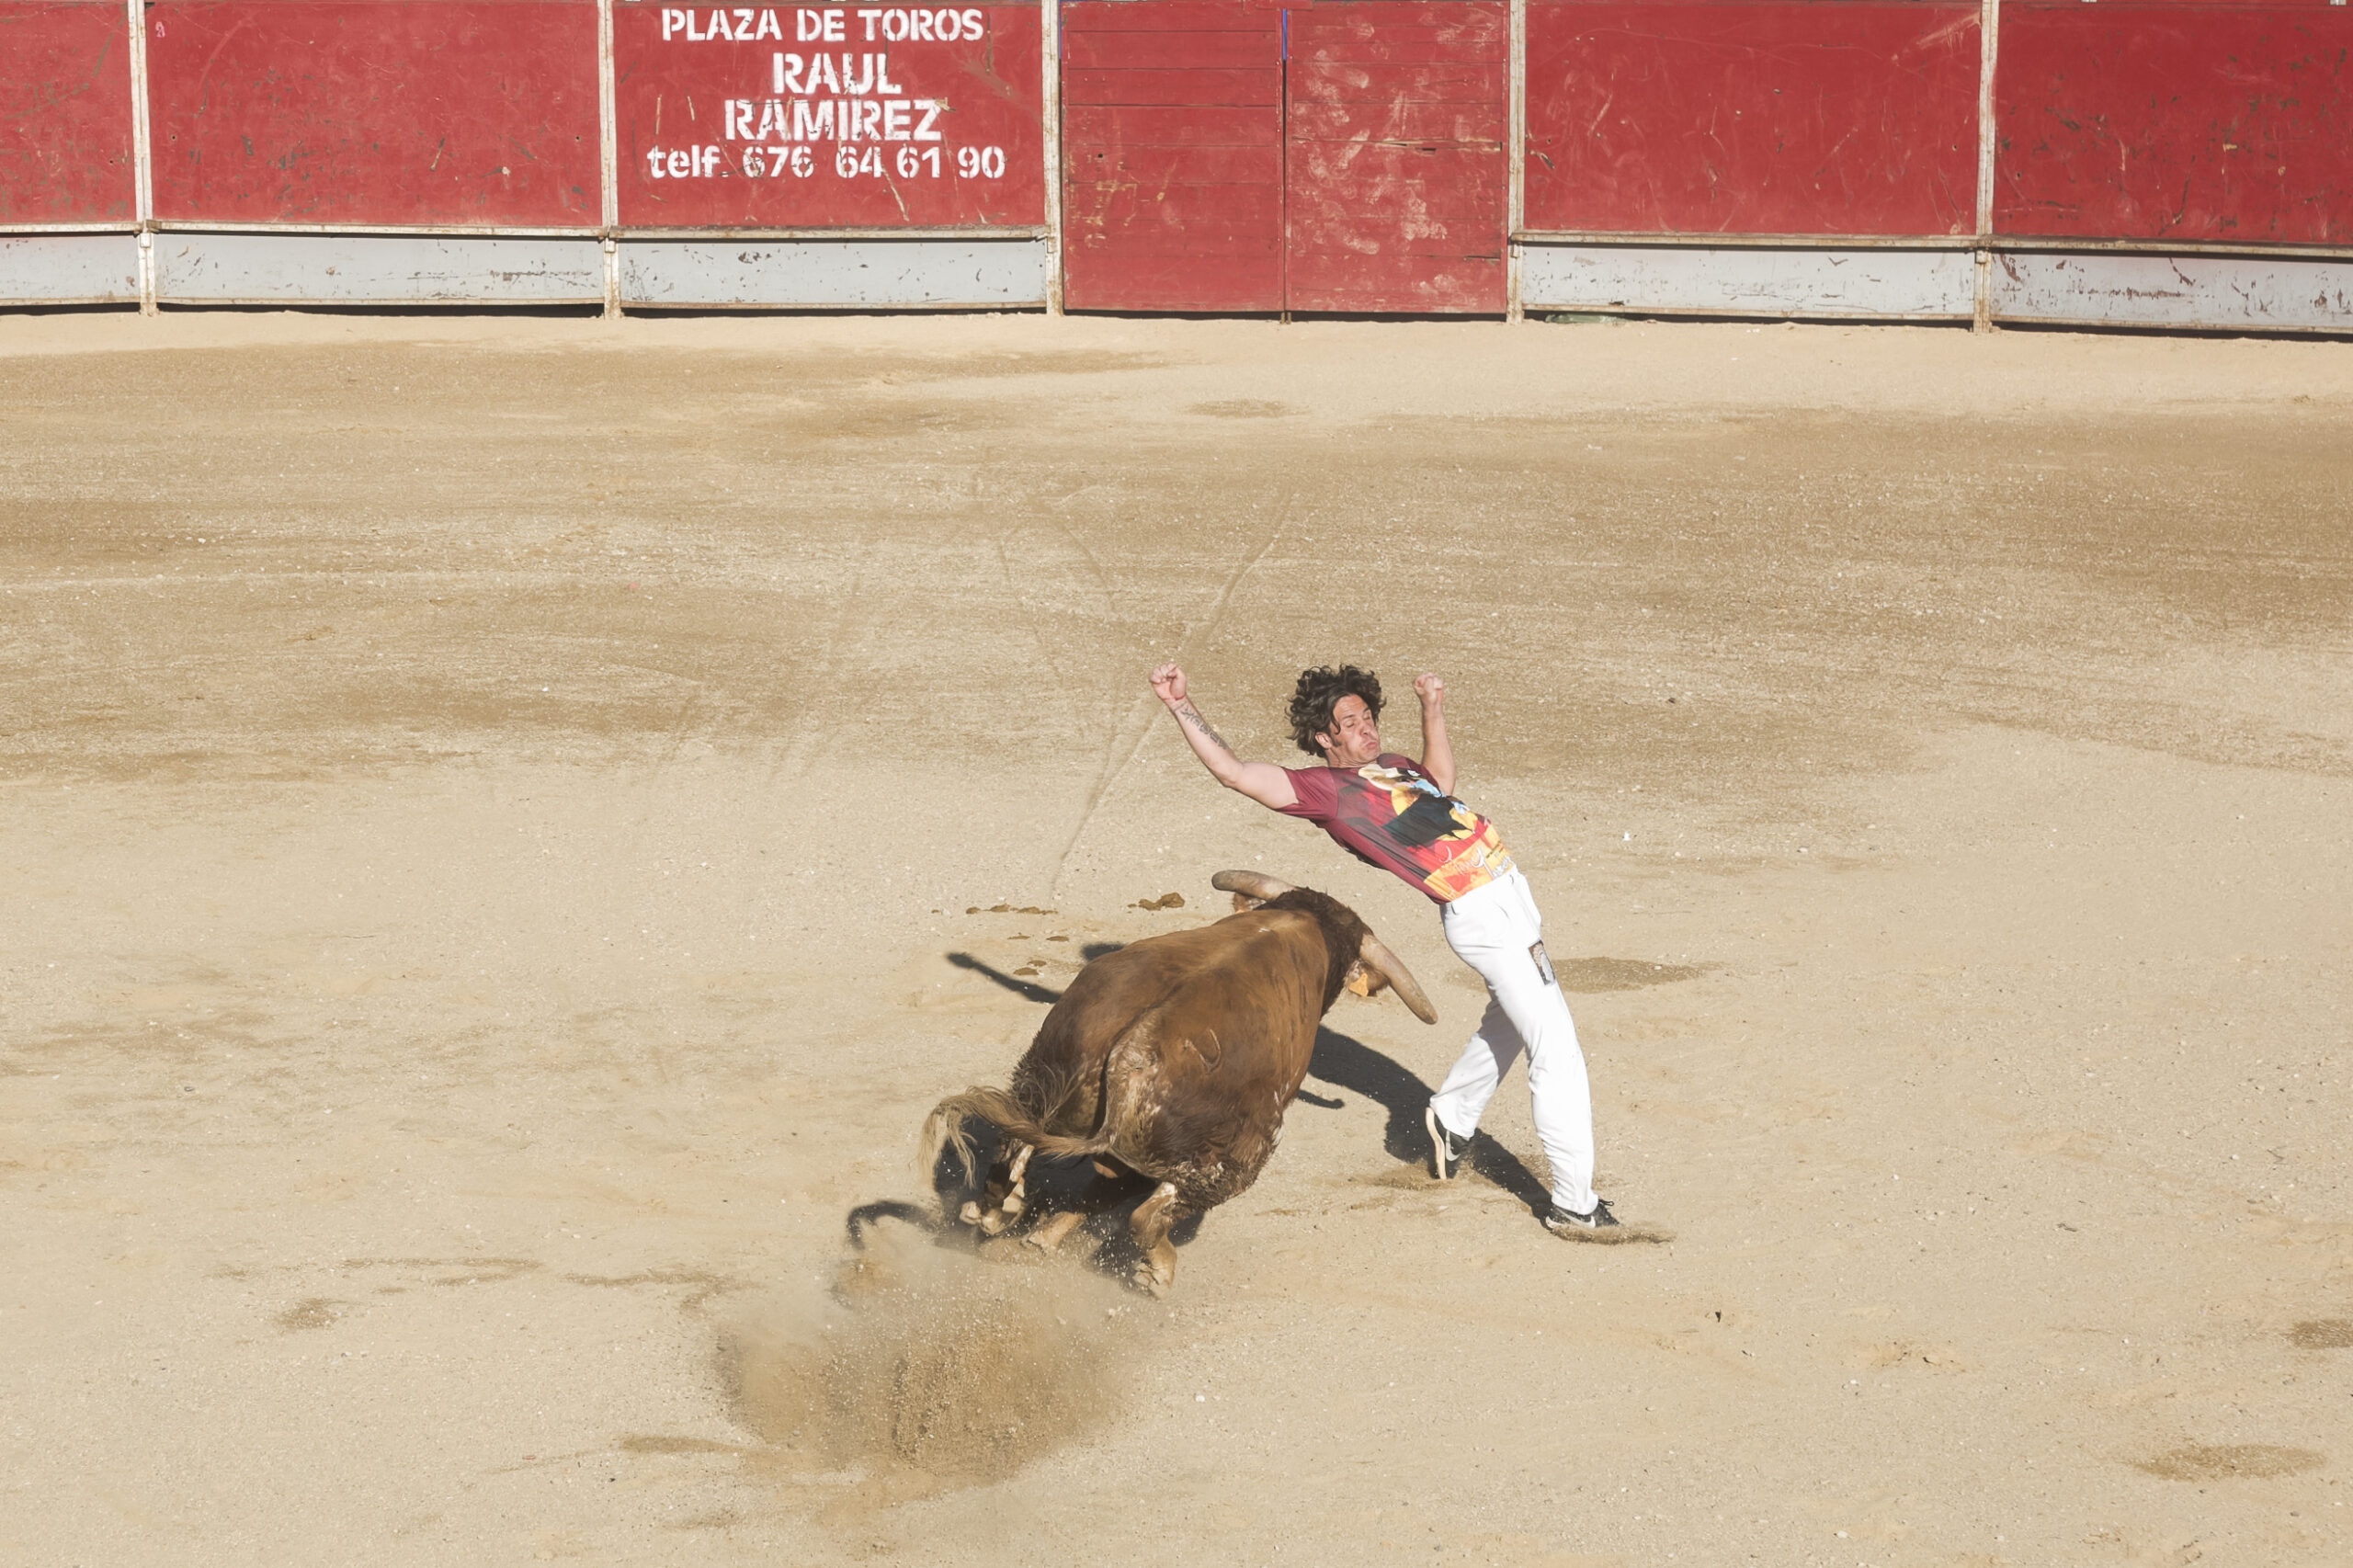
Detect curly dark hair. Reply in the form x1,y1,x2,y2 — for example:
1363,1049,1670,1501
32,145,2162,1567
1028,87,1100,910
1287,665,1383,757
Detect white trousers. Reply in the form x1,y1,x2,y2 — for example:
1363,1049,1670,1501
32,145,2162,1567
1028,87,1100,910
1428,869,1597,1214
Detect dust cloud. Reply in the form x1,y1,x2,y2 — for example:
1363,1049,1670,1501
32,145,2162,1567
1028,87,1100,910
725,1227,1149,1494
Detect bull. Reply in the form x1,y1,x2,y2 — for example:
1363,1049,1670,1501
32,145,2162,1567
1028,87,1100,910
920,870,1436,1294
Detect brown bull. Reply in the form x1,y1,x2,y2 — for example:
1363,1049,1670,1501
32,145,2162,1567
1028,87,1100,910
921,870,1436,1294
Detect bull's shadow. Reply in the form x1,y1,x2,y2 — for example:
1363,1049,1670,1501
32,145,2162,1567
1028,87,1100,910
1303,1022,1552,1214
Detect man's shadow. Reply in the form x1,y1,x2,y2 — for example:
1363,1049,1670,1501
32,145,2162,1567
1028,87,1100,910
1303,1022,1552,1214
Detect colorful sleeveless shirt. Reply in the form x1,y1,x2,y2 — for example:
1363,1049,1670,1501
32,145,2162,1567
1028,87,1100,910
1279,753,1517,903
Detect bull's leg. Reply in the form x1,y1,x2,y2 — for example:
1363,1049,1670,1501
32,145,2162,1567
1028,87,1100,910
1128,1181,1187,1296
961,1142,1035,1236
1025,1209,1087,1253
1001,1143,1033,1217
1024,1155,1145,1253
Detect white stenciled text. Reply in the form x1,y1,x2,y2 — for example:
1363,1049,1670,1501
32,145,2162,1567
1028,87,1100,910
659,7,990,43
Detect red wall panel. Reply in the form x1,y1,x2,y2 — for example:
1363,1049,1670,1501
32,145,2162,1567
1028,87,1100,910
146,1,599,226
1524,0,1979,237
1061,0,1283,311
0,0,136,223
1995,2,2353,245
1285,1,1507,313
615,3,1044,228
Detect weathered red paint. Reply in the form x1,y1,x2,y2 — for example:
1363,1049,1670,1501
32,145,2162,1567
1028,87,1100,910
1286,2,1507,312
1995,1,2353,246
1524,0,1978,238
1061,0,1284,311
144,1,600,226
1063,1,1506,313
0,0,135,223
10,0,2353,318
614,3,1044,228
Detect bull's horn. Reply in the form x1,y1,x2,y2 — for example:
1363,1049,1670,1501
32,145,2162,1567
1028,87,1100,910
1211,869,1297,907
1358,932,1438,1025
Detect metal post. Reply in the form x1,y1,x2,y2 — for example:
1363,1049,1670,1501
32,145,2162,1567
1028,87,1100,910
127,0,157,313
1279,5,1290,322
1042,0,1063,313
1506,0,1526,322
1973,0,1999,332
598,0,622,318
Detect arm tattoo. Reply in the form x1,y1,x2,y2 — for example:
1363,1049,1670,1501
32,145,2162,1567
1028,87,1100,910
1177,703,1233,755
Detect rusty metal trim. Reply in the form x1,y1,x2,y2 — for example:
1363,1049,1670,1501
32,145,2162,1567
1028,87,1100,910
126,0,155,312
1518,231,2353,261
1975,0,1997,242
0,223,143,236
622,300,1051,313
149,222,608,238
597,0,619,233
1540,305,1976,324
1041,0,1063,314
598,0,620,314
1507,0,1526,322
1993,237,2353,261
150,297,607,310
618,226,1053,240
145,224,1051,241
1973,0,1998,329
1518,230,1975,249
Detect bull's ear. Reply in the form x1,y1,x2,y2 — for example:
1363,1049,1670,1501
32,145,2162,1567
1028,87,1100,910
1343,960,1376,998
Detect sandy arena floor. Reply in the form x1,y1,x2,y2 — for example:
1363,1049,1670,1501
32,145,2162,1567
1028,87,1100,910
3,311,2349,1567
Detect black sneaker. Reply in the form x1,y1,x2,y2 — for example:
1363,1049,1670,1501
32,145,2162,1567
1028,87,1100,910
1543,1198,1620,1235
1426,1104,1472,1180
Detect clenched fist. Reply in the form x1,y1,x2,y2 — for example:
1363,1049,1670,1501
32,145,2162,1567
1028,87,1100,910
1150,662,1189,706
1414,673,1445,707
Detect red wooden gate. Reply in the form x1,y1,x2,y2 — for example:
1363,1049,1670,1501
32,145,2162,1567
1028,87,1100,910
144,0,601,226
1061,0,1507,313
0,0,136,223
1995,0,2353,248
1062,2,1285,311
1286,2,1506,312
1522,0,1980,239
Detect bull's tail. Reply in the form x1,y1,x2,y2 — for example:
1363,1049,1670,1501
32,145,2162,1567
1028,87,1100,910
918,1085,1112,1187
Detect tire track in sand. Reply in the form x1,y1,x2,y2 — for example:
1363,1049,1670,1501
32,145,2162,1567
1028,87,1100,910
1050,496,1294,896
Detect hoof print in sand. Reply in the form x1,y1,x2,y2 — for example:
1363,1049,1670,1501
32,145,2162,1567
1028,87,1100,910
2132,1445,2323,1482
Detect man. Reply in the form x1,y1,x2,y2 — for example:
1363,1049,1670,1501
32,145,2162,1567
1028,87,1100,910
1147,661,1618,1234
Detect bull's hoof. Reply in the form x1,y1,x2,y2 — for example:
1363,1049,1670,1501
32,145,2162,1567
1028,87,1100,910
998,1190,1025,1219
976,1207,1012,1237
1025,1210,1086,1253
958,1199,983,1227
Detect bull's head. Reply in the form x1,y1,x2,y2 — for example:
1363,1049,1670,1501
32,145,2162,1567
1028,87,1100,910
1211,870,1439,1026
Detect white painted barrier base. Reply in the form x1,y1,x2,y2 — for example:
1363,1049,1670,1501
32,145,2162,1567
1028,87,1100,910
154,233,606,306
0,232,141,306
618,238,1050,310
1995,251,2353,335
1519,242,2353,335
7,231,2347,335
1518,244,1977,322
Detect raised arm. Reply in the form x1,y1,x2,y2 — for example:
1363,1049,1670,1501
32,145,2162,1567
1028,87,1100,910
1414,673,1456,794
1150,663,1298,811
